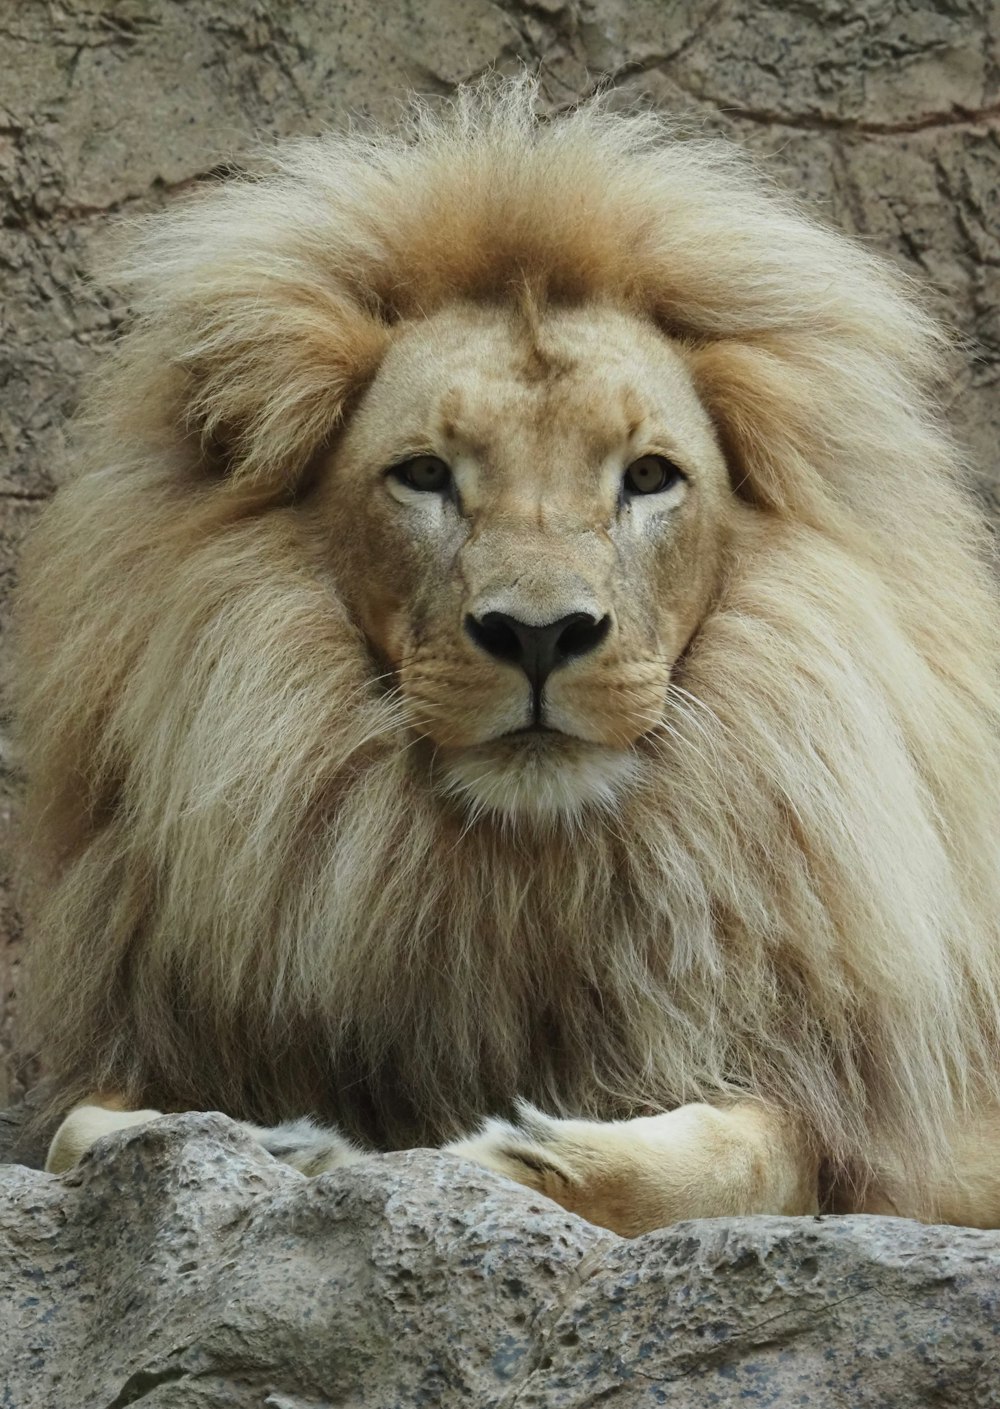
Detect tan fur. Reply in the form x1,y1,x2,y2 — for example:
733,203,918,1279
16,81,1000,1231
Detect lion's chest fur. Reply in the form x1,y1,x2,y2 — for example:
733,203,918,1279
142,802,718,1146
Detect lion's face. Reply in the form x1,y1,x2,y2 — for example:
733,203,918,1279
309,302,733,819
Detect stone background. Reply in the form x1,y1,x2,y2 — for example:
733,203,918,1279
1,0,998,1103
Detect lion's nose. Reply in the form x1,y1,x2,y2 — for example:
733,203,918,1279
465,610,611,691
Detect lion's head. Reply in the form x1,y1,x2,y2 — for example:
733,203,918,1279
15,83,1000,1191
314,299,730,821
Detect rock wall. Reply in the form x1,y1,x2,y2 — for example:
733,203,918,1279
2,0,999,1099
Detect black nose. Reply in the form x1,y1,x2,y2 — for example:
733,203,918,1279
465,610,611,691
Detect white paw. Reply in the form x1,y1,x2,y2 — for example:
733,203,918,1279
45,1104,166,1173
450,1098,687,1174
247,1116,365,1175
446,1103,581,1197
445,1100,748,1236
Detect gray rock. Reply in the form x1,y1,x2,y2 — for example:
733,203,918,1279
1,1113,997,1407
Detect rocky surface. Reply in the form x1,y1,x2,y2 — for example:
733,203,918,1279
2,1,999,1096
0,1113,996,1407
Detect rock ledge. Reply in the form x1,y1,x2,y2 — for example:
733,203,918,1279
1,1113,997,1406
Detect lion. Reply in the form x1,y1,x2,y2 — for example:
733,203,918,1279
14,81,1000,1236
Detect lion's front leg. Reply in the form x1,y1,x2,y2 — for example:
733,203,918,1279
46,1100,365,1176
49,1097,820,1238
446,1100,820,1236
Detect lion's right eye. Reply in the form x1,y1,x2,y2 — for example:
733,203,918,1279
390,456,452,494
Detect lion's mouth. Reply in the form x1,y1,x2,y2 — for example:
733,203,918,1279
503,722,569,739
439,730,640,821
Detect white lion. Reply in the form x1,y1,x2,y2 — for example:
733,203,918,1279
17,82,1000,1234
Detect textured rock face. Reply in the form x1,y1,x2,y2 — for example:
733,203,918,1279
2,3,999,1097
0,1114,997,1407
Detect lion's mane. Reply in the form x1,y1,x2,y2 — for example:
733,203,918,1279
15,83,1000,1195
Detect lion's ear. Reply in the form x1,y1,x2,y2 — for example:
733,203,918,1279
171,291,389,488
688,340,831,523
106,275,390,491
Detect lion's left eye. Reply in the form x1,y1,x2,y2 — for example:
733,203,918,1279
623,455,686,497
391,456,452,494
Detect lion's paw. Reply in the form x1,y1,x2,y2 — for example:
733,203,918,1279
249,1117,365,1175
444,1099,820,1235
46,1105,364,1178
46,1103,167,1173
445,1100,711,1236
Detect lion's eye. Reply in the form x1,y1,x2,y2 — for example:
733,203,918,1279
623,455,685,497
391,456,452,494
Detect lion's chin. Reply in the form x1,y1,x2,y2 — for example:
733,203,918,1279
439,733,640,824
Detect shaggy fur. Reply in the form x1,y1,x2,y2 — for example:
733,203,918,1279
15,82,1000,1211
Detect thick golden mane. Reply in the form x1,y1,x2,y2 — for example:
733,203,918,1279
15,82,1000,1197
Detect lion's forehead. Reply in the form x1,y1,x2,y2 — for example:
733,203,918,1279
344,301,717,503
